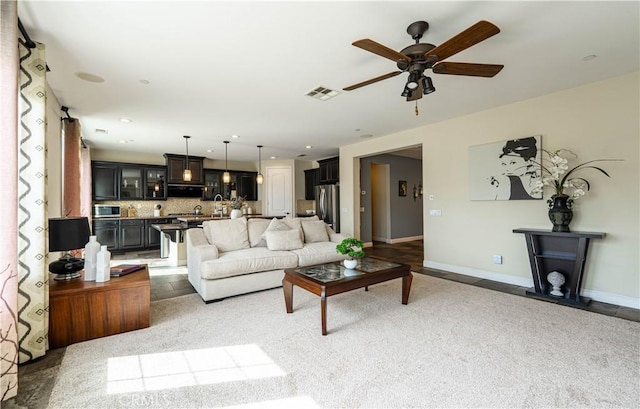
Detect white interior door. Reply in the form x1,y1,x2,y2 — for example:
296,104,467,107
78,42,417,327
266,166,292,216
371,163,390,242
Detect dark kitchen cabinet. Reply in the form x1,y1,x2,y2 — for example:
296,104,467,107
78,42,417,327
318,156,339,184
237,172,258,201
92,163,119,201
145,166,167,200
120,219,145,250
304,168,320,200
203,170,257,201
164,153,204,184
92,161,168,201
120,166,144,200
202,170,223,200
92,219,119,251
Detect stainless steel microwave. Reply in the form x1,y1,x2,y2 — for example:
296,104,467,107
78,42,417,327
93,204,121,218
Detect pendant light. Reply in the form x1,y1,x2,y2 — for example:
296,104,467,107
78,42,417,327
256,145,264,185
223,140,231,184
183,135,192,182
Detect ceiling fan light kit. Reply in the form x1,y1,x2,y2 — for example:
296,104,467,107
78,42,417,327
344,19,503,105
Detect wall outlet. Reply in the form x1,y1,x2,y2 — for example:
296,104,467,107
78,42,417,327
493,254,503,264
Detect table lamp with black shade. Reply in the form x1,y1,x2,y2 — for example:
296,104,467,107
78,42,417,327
48,217,90,280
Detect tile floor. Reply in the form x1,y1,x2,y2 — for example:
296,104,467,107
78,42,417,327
4,240,638,408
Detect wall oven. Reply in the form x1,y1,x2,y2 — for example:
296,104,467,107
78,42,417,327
93,204,122,218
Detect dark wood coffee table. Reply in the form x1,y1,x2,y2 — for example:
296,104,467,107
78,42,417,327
283,257,412,335
49,265,150,348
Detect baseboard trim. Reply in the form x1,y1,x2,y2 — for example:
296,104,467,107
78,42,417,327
423,260,639,309
388,235,423,244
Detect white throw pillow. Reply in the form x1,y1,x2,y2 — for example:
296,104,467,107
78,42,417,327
262,218,290,238
282,217,304,242
247,218,271,247
301,220,330,243
208,217,250,252
265,229,304,251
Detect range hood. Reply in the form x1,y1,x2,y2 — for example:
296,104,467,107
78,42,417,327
167,184,204,198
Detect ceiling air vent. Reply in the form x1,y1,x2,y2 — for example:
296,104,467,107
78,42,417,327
95,128,108,134
296,154,307,157
305,86,340,101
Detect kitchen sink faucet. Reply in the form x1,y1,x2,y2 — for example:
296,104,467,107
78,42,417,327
213,194,223,217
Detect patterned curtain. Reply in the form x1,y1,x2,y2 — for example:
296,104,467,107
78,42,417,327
0,1,19,401
17,37,48,363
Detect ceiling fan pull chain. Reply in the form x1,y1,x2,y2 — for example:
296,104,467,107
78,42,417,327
415,101,419,116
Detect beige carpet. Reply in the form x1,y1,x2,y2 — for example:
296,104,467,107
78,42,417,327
48,274,639,408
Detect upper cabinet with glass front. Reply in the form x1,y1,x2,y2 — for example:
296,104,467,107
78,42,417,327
145,166,167,200
120,166,144,200
91,161,168,201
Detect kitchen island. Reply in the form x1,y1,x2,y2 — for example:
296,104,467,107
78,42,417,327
150,223,190,267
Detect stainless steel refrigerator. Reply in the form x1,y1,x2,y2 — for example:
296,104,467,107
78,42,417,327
315,184,339,233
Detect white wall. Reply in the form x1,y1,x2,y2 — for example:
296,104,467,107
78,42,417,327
340,72,639,307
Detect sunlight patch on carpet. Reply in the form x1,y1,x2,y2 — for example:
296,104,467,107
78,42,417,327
106,344,285,394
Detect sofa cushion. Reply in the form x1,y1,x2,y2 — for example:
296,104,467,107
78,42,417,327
262,218,290,238
301,220,330,243
290,241,347,267
207,217,250,252
265,229,304,251
200,247,297,280
282,217,305,242
247,218,270,247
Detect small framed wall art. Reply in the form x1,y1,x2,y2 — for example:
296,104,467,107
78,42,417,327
399,180,407,197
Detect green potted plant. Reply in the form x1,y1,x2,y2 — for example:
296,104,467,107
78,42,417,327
336,237,365,269
230,196,246,219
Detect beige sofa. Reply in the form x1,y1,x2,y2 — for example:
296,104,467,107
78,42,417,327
186,216,347,302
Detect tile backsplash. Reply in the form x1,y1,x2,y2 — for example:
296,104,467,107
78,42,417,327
100,198,261,217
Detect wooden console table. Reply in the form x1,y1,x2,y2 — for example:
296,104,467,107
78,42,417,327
48,265,150,348
513,229,605,307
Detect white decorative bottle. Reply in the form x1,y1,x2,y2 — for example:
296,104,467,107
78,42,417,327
83,236,101,281
95,245,111,283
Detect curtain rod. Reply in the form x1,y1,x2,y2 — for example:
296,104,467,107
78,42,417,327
18,18,36,49
18,17,50,71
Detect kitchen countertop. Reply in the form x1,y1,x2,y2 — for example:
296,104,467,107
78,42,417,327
93,216,178,221
176,214,285,222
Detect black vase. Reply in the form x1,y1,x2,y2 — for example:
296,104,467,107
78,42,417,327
548,194,573,232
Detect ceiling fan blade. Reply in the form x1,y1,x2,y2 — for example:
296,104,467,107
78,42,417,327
353,39,411,62
432,62,504,77
343,71,402,91
424,20,500,61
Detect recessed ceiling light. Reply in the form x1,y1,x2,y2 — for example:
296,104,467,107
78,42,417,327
118,139,134,144
270,156,277,159
74,72,104,83
206,149,213,153
231,134,240,139
120,118,132,123
582,54,597,61
306,145,312,149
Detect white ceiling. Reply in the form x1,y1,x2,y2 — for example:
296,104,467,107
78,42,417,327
17,1,639,163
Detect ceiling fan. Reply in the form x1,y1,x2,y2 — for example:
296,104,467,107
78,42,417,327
343,20,504,101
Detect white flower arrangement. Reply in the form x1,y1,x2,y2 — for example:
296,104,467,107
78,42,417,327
530,149,620,201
